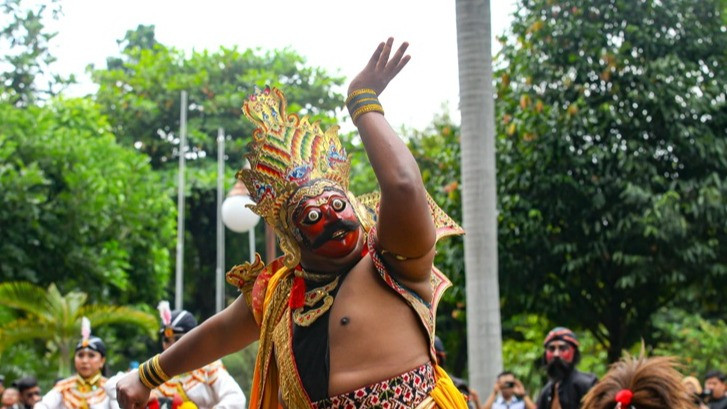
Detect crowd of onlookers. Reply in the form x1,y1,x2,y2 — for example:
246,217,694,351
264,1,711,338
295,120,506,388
438,326,727,409
2,325,725,409
1,376,42,409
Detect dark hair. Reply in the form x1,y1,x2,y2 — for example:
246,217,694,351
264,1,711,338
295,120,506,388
11,377,38,392
581,355,692,409
497,371,514,379
704,369,726,382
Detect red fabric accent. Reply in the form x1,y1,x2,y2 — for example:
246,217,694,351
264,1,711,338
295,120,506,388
146,398,159,409
544,328,580,347
614,389,633,405
289,275,306,309
171,394,183,409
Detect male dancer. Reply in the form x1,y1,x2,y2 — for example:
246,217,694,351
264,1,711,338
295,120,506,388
117,38,467,409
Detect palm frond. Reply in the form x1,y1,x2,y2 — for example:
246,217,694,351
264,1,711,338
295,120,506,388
80,305,157,337
0,318,54,354
0,282,52,318
45,284,87,327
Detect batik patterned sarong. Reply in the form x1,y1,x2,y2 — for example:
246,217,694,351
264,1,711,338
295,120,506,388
310,362,435,409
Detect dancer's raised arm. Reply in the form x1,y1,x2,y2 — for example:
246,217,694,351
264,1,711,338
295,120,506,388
347,38,436,289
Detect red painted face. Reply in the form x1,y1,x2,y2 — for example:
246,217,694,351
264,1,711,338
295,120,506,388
292,190,361,258
545,340,575,363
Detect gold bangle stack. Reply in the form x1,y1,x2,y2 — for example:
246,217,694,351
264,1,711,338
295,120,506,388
346,88,384,123
137,354,170,389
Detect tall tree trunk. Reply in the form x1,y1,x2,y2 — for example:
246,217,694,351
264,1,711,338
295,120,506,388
455,0,502,395
58,340,71,377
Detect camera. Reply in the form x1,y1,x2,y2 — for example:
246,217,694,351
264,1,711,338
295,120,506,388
503,381,515,388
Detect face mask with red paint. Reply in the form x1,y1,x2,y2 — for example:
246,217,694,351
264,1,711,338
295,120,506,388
291,190,361,258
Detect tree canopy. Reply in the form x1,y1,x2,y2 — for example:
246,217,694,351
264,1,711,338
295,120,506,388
495,0,727,361
0,97,176,304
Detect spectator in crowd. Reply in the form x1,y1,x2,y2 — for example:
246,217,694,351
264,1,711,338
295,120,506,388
12,377,41,409
1,387,21,409
704,370,727,409
482,371,536,409
683,376,709,409
434,336,481,409
34,318,116,409
536,327,597,409
581,354,693,409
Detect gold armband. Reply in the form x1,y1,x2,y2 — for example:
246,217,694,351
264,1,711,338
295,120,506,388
346,88,384,124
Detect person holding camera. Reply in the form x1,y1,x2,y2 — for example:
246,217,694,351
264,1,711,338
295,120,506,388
704,370,727,409
482,371,536,409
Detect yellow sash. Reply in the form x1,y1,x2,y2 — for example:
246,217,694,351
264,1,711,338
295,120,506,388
415,365,469,409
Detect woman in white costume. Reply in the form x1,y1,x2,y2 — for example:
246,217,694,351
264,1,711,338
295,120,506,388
148,302,246,409
35,318,117,409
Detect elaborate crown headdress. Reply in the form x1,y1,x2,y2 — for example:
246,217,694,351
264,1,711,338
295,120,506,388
238,87,367,268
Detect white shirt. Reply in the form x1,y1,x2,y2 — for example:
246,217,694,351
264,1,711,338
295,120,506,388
107,361,245,409
493,395,526,409
152,361,245,409
34,375,118,409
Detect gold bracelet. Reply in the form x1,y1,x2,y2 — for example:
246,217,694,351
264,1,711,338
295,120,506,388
143,361,163,386
345,88,377,104
347,96,379,111
151,355,170,383
352,104,385,122
352,105,384,122
137,363,155,389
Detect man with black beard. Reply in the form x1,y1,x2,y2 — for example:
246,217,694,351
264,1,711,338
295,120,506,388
535,327,597,409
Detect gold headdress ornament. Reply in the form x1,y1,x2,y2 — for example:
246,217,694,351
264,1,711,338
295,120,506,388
237,86,372,269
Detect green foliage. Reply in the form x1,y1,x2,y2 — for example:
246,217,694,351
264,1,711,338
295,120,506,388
0,97,176,303
652,309,727,376
0,281,157,377
0,342,53,391
496,0,727,361
344,130,378,195
90,26,346,319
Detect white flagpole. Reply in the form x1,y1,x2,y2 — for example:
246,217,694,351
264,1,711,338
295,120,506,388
175,91,188,311
215,128,225,312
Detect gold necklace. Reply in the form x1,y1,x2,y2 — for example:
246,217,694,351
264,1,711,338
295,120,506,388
297,268,338,283
292,276,340,326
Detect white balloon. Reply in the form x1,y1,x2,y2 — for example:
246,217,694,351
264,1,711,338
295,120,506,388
221,195,260,233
